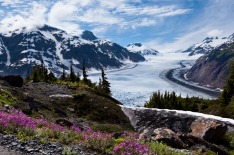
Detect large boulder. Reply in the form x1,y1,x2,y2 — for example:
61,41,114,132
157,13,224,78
0,75,24,87
180,134,229,155
139,128,187,149
189,118,227,143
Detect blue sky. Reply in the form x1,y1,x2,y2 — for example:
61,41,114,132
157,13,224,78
0,0,234,52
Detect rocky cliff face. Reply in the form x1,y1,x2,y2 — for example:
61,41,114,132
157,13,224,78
186,41,234,88
0,25,145,77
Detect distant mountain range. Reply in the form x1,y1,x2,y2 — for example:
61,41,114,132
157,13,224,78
186,33,234,88
183,33,234,56
0,25,145,77
126,43,159,56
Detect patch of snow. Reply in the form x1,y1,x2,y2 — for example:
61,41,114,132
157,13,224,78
0,38,11,66
20,58,41,64
49,94,73,98
40,30,65,66
21,49,39,54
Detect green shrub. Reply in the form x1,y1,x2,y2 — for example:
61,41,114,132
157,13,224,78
0,89,17,106
72,93,86,99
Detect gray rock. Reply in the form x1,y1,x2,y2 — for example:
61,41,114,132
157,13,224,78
189,118,227,143
139,128,187,149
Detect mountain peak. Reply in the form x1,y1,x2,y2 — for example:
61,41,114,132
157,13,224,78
126,43,159,56
38,25,63,32
127,43,142,47
81,30,97,41
183,33,234,56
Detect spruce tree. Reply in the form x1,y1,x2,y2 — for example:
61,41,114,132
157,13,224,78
48,72,56,83
44,68,48,83
82,60,88,81
75,73,81,82
221,64,234,105
101,67,111,95
70,64,76,82
25,68,31,81
61,66,66,81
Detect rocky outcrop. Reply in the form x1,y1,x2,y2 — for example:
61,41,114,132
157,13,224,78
0,133,97,155
121,106,197,133
121,106,233,154
139,128,187,149
189,118,227,143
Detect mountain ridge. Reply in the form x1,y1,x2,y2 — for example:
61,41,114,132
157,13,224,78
186,40,234,88
0,25,145,77
183,33,234,56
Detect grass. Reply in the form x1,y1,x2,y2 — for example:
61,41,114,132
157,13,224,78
0,89,17,106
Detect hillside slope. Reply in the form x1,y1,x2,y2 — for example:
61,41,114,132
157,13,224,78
186,42,234,88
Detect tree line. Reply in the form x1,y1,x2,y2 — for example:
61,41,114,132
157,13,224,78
25,61,111,95
144,91,203,111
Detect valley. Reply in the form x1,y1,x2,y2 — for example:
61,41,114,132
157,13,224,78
89,52,218,106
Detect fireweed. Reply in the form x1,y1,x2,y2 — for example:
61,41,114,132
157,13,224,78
0,109,156,154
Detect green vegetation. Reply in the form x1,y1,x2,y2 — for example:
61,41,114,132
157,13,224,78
26,63,111,96
145,65,234,120
0,89,17,106
145,91,202,111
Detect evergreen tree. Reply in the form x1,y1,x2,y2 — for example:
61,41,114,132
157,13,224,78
48,71,56,83
75,73,81,82
221,64,234,105
32,65,40,82
101,67,111,95
44,68,48,83
61,66,66,81
82,60,88,81
70,64,76,82
25,68,31,81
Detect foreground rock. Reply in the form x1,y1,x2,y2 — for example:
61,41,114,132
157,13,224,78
190,118,227,143
140,128,187,149
0,133,98,155
121,106,232,154
121,106,197,133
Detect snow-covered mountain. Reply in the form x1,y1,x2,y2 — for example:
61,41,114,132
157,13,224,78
126,43,159,56
183,34,234,56
0,25,145,77
186,33,234,88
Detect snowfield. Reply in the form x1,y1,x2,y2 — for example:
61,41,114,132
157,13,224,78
89,52,214,106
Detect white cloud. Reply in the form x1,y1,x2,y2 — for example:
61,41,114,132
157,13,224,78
48,1,79,32
207,29,223,37
0,0,22,6
145,26,212,53
0,0,194,41
46,0,191,33
159,8,192,17
76,9,122,25
0,2,46,34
